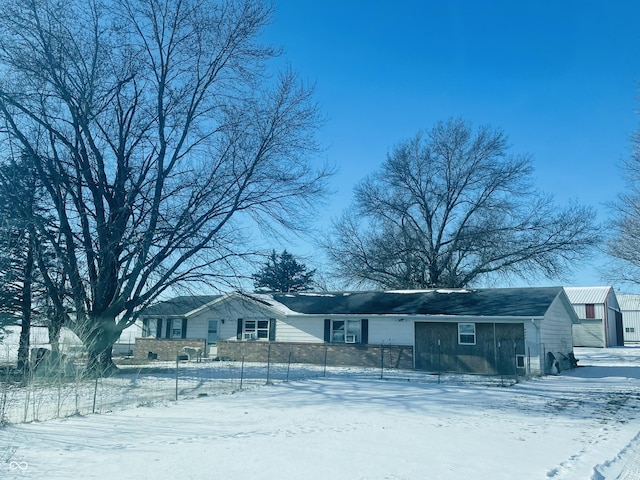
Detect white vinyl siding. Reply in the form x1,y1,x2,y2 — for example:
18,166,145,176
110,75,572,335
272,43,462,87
276,317,326,343
619,294,640,343
185,318,208,340
573,319,605,347
540,296,574,356
572,303,606,320
271,316,416,345
624,317,640,343
365,318,414,345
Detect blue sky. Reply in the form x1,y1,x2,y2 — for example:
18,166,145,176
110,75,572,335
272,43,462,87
261,1,640,288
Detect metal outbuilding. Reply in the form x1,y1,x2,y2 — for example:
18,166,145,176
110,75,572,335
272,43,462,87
617,294,640,343
564,286,623,347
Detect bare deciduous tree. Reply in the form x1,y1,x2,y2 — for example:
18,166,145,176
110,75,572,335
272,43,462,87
325,118,599,289
607,128,640,286
0,0,330,373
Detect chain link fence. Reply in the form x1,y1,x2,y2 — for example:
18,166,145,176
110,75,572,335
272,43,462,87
0,350,521,426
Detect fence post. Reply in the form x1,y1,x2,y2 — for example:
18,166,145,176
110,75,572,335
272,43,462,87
266,343,272,385
240,354,245,390
437,339,441,384
513,342,518,384
286,350,292,382
498,341,504,387
93,375,99,413
380,343,384,379
323,344,328,377
175,355,179,401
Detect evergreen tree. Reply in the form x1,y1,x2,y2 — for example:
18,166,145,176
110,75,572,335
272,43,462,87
252,250,315,292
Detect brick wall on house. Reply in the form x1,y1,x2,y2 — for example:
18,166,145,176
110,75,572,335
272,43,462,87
134,338,207,361
217,341,414,370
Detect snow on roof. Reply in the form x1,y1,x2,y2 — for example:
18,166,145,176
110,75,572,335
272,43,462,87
385,289,470,294
140,295,222,316
563,286,613,305
141,288,569,319
617,293,640,311
269,287,563,317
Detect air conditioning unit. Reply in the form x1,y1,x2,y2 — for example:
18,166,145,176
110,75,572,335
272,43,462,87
345,334,356,344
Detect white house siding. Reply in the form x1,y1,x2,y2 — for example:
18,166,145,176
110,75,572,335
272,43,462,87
368,317,414,346
540,295,575,368
523,320,542,374
194,296,279,342
186,314,209,341
276,316,325,343
571,303,606,319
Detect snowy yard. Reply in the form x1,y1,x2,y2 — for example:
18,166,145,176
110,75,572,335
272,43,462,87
1,347,640,480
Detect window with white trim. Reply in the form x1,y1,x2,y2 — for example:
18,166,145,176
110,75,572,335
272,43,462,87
171,318,184,338
331,320,361,343
142,318,151,337
243,319,270,340
458,323,476,345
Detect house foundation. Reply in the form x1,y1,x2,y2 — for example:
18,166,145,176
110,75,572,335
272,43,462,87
134,338,206,361
216,341,414,370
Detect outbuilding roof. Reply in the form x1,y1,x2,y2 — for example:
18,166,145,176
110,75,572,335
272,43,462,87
263,287,566,317
563,286,613,305
617,294,640,311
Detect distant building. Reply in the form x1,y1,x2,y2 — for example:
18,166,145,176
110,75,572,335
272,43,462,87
617,294,640,343
564,286,623,347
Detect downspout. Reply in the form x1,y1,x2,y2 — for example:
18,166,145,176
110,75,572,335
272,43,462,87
531,318,541,374
603,301,610,347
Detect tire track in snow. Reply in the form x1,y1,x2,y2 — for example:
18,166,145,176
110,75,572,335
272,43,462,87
592,431,640,480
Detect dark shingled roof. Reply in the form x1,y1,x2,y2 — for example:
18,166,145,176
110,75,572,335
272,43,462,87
268,287,565,317
141,295,222,316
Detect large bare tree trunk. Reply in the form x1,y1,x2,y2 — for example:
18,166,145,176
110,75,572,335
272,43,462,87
16,240,33,374
82,319,120,376
0,0,330,378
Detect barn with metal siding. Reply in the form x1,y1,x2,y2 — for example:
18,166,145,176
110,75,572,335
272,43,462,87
617,294,640,343
564,286,623,347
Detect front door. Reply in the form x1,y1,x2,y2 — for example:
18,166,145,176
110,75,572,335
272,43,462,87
207,320,218,356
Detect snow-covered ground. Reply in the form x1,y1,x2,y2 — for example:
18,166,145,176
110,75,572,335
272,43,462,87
1,347,640,480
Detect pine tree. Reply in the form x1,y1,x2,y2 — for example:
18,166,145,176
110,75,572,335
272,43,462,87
252,250,315,293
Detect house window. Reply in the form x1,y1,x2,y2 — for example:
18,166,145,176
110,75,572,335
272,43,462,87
585,304,595,319
330,320,361,343
165,318,186,339
458,323,476,345
237,318,275,341
244,320,269,339
142,318,151,337
171,319,183,338
626,327,636,333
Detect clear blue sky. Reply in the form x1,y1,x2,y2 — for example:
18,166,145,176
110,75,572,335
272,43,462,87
261,1,640,288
